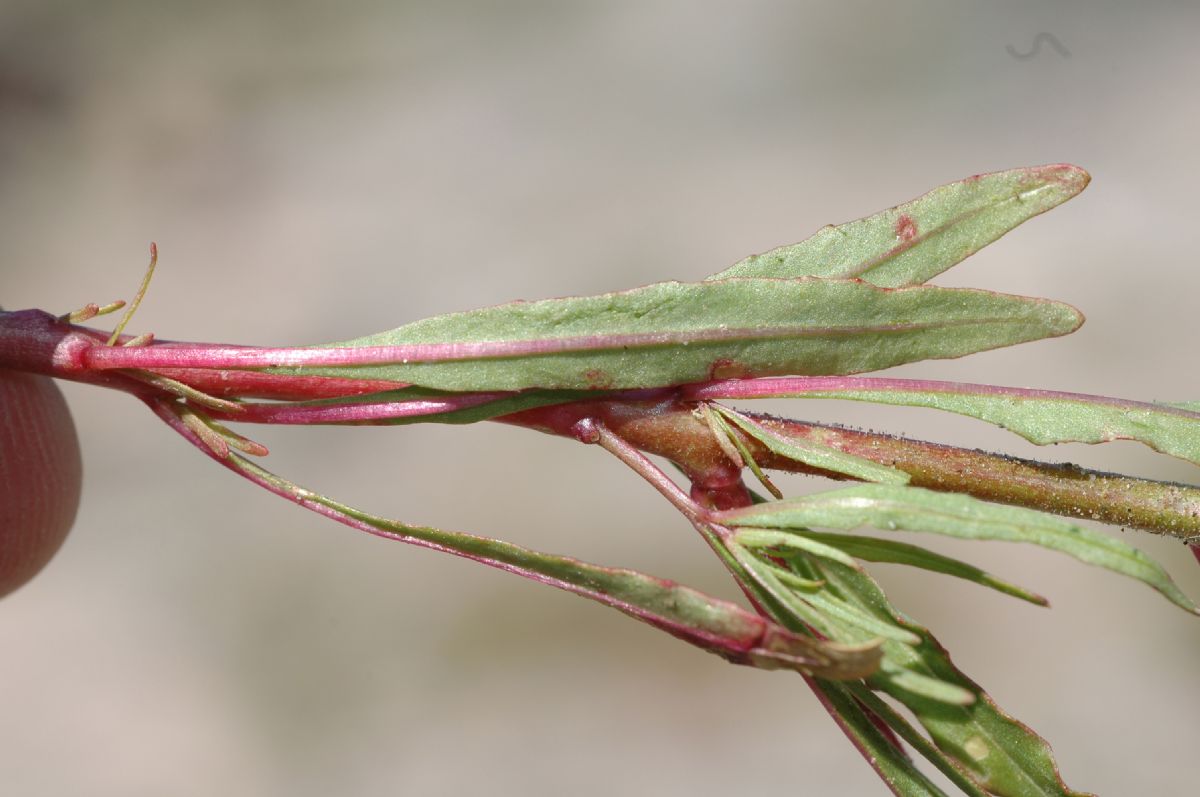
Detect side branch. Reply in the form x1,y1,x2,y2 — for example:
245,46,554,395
502,398,1200,541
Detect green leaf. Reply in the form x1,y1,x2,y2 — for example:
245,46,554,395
730,542,1090,795
708,164,1090,287
739,378,1200,468
814,680,960,797
882,665,976,706
720,483,1199,614
290,278,1082,391
798,530,1049,606
739,549,921,644
701,403,784,498
812,558,1095,797
843,681,993,797
288,386,598,426
221,450,881,680
711,403,910,484
735,528,862,568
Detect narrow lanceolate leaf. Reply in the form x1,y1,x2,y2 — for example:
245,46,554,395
813,680,961,797
708,164,1090,287
700,377,1200,469
812,560,1092,797
842,682,993,797
720,483,1199,614
302,498,882,681
279,278,1081,391
729,543,1091,796
152,403,883,680
711,403,910,485
798,530,1049,606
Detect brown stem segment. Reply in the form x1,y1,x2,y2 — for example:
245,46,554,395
502,399,1200,541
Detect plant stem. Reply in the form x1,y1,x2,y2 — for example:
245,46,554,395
504,399,1200,541
4,308,1198,539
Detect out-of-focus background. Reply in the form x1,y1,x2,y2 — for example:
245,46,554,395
2,2,1198,795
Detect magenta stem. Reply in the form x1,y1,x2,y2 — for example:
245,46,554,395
571,417,708,525
207,392,512,424
80,322,969,371
682,375,1200,419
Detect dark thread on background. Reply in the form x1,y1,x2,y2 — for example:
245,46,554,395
1006,33,1071,60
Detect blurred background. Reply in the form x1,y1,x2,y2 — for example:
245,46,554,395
2,2,1198,794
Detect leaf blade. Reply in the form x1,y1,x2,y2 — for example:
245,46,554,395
799,530,1050,606
712,403,910,484
708,164,1090,287
289,278,1082,391
811,558,1095,797
720,483,1199,614
697,377,1200,469
729,541,1093,796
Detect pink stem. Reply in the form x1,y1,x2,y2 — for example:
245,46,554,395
146,367,406,400
683,375,1200,419
206,392,512,424
571,417,708,524
81,322,964,371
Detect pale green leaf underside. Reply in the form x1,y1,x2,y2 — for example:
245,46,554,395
721,483,1198,614
296,278,1081,391
233,455,879,679
798,530,1049,606
733,547,1089,796
761,383,1200,468
708,164,1090,288
711,403,911,485
810,558,1093,797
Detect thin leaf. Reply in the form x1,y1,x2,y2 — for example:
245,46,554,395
844,681,993,797
153,402,884,680
735,546,919,644
720,483,1199,614
708,164,1090,287
811,558,1095,797
734,528,862,568
711,403,910,484
699,376,1200,469
737,547,965,699
799,530,1049,606
813,680,958,797
882,665,976,706
714,522,994,794
799,585,924,646
702,404,783,498
279,278,1082,391
728,540,1091,795
305,494,880,680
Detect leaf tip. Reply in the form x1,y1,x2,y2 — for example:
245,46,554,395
1031,163,1092,197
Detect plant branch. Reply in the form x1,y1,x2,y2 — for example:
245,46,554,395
503,398,1200,541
